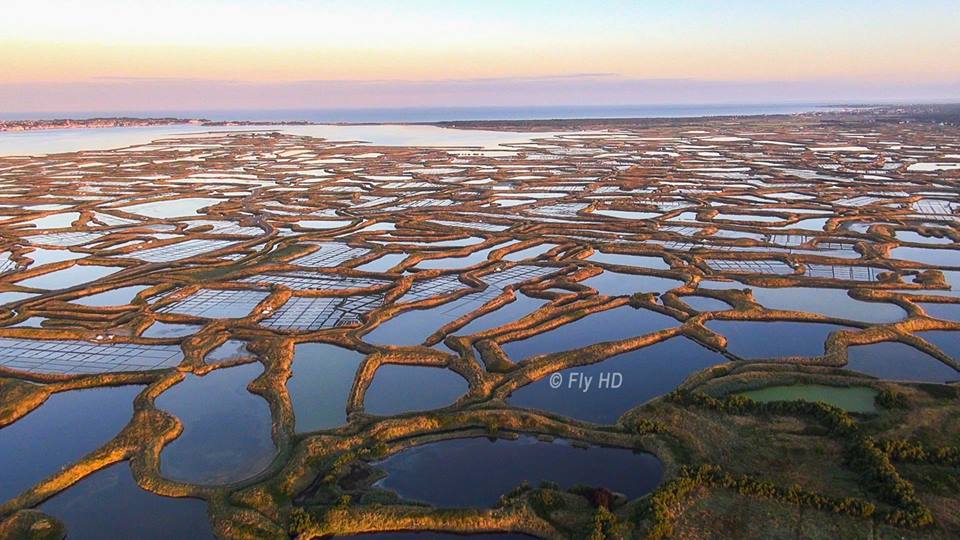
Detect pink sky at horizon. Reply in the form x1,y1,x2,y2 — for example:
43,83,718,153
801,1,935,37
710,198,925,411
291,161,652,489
1,0,957,113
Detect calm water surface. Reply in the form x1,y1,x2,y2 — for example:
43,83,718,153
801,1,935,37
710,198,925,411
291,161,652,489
40,463,215,540
846,342,959,383
157,363,274,484
364,365,468,415
738,384,877,413
509,337,726,423
288,343,364,431
707,321,849,358
0,385,142,502
375,436,661,507
501,306,677,361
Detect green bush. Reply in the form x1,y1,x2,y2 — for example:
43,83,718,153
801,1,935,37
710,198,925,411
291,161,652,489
659,390,936,530
875,389,908,409
634,418,667,434
878,439,960,467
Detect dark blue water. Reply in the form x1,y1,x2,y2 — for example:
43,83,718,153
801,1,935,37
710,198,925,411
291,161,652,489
680,296,731,312
364,365,468,415
456,295,548,335
40,463,215,540
748,286,905,323
921,330,960,361
509,337,726,423
375,436,661,507
581,271,683,297
157,363,275,484
706,321,848,358
363,300,482,346
0,385,141,503
289,343,365,431
921,303,960,322
501,306,678,361
846,342,959,383
6,104,826,123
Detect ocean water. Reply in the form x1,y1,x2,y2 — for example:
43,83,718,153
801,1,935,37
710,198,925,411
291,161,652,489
3,104,826,123
0,104,826,156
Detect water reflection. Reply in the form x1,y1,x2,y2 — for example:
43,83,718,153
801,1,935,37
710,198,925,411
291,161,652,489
707,321,848,358
0,385,141,502
157,363,274,484
40,463,214,540
502,306,677,361
364,365,467,415
289,343,364,431
509,337,725,423
846,342,959,383
375,436,661,507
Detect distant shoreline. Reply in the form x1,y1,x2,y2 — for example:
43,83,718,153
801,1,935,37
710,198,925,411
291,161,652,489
2,103,958,132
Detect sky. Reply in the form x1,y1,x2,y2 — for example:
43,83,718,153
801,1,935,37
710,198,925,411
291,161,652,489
1,0,958,114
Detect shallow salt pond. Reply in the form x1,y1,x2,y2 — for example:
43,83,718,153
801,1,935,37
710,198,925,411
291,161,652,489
16,265,123,290
72,285,150,307
894,230,954,245
581,271,683,297
298,219,354,229
23,212,80,229
363,365,468,415
501,243,558,262
846,342,959,383
26,247,87,266
416,240,519,270
355,253,409,272
890,245,960,267
375,436,661,507
749,286,905,323
737,384,877,413
455,294,548,335
142,321,201,338
587,252,670,270
592,209,660,220
920,302,960,321
288,343,364,431
921,330,960,361
0,385,142,502
770,217,830,231
157,363,275,484
383,236,483,248
706,321,849,358
121,198,224,219
363,299,482,346
679,295,731,312
713,213,784,223
205,339,251,362
509,337,726,423
501,306,677,361
0,291,36,306
40,463,215,540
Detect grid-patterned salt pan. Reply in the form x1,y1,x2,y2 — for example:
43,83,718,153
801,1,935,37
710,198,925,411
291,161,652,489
400,275,470,302
0,337,182,374
707,259,796,275
261,294,383,330
157,288,270,318
239,272,388,291
291,243,370,267
126,239,237,262
24,231,105,247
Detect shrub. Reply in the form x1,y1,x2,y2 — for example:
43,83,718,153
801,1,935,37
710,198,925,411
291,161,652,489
875,389,908,409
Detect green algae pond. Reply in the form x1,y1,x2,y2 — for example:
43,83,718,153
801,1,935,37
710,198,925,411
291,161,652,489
736,384,878,413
